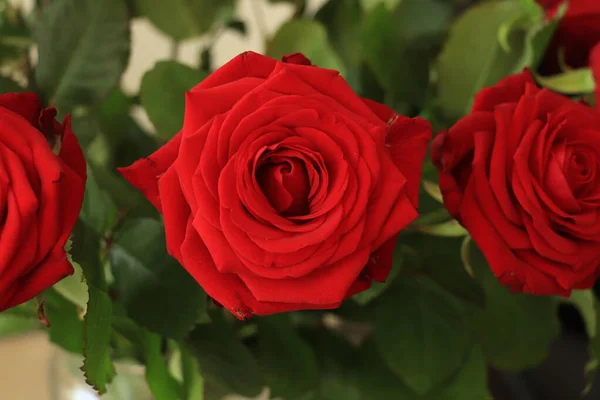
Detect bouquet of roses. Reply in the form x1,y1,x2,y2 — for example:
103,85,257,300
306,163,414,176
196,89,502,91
1,0,600,398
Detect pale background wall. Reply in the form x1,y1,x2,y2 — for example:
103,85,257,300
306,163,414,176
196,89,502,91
0,0,326,398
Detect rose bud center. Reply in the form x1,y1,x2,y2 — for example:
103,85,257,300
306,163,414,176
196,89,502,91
256,151,311,217
554,141,598,197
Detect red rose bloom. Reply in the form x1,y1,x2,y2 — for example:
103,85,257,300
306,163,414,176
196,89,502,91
119,52,431,318
0,93,86,311
537,0,600,74
432,70,600,296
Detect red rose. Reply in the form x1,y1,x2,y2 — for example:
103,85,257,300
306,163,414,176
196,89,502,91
432,70,600,296
119,52,431,318
0,93,86,311
537,0,600,74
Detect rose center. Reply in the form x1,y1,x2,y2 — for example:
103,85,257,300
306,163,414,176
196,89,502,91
256,155,310,217
566,148,596,195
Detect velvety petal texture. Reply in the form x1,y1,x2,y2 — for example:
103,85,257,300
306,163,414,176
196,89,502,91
119,51,431,318
432,70,600,297
0,92,86,311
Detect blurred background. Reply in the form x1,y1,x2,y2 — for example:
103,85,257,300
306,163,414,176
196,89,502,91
1,0,599,399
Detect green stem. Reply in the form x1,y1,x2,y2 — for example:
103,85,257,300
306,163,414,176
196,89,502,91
170,41,180,61
0,36,33,48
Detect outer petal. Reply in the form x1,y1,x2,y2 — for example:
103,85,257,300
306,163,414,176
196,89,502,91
471,70,536,112
191,51,276,92
432,112,496,217
362,98,394,122
0,247,73,311
460,177,567,296
59,116,87,181
0,92,41,126
238,248,371,305
118,133,182,211
282,53,312,66
159,167,191,261
384,115,432,208
366,236,398,282
179,221,340,318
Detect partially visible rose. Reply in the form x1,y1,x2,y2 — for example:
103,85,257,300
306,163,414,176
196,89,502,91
432,70,600,296
537,0,600,74
0,93,86,311
119,51,431,318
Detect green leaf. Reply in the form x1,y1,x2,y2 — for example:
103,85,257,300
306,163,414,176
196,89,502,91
515,5,563,72
135,0,234,40
0,301,38,338
585,298,600,395
564,291,600,395
71,222,116,394
303,331,362,400
423,180,443,204
0,1,30,62
464,240,560,370
108,218,208,339
70,108,103,152
181,345,204,400
361,1,451,108
353,341,418,399
535,68,596,94
53,245,89,310
144,332,183,400
89,163,157,219
564,290,597,338
426,345,490,400
374,277,471,394
417,162,443,215
436,0,527,119
315,0,363,87
99,88,135,132
403,234,486,308
355,341,489,400
256,314,319,399
112,315,185,398
140,61,207,140
45,289,85,354
360,0,400,11
0,300,37,319
267,19,346,75
0,314,38,337
99,88,159,168
414,219,469,237
35,0,130,112
82,285,116,394
80,166,118,235
0,75,23,93
185,313,265,397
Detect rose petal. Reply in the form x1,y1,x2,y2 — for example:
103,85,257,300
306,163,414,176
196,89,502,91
118,133,182,211
0,92,41,126
238,247,371,304
384,115,432,208
471,70,536,113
